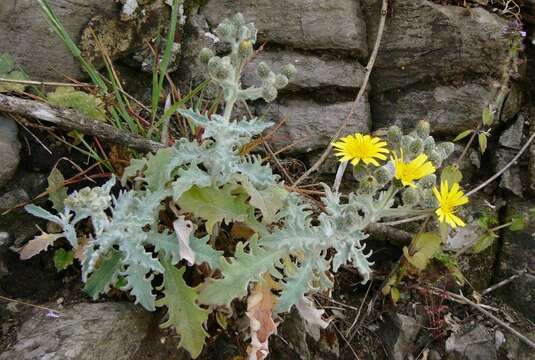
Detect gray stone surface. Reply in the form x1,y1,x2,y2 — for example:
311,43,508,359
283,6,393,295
0,117,21,189
499,115,525,149
446,324,497,360
496,200,535,322
376,313,420,360
0,0,118,80
0,302,152,360
242,50,366,91
372,82,521,136
202,0,368,56
261,98,371,154
495,148,523,197
364,0,510,92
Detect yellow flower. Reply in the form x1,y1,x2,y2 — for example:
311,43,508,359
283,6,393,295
332,133,389,166
433,180,469,228
392,151,436,187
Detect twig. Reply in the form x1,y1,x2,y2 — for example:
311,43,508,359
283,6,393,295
0,77,94,88
294,0,389,187
376,214,430,227
466,132,535,197
0,94,164,152
441,290,535,350
482,270,527,296
346,281,373,337
0,295,62,315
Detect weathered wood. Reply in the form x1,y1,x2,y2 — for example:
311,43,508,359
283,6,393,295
0,94,164,153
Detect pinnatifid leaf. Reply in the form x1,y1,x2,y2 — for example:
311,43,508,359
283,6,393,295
84,250,123,299
19,232,63,260
53,248,74,271
156,259,209,359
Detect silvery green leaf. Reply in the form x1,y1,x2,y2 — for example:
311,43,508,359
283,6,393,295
121,263,156,311
172,163,212,201
84,250,122,299
25,204,62,224
199,237,284,306
189,235,223,270
146,231,182,265
275,259,314,313
120,238,164,273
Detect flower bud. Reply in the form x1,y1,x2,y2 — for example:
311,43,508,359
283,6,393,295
215,20,236,42
359,175,378,195
232,13,246,27
256,62,271,79
274,74,289,89
409,137,424,156
262,85,278,102
352,163,367,181
199,48,214,64
238,40,253,58
418,174,436,189
437,142,455,159
421,188,438,208
428,150,443,168
416,120,431,139
423,136,435,153
402,187,419,206
281,64,297,80
387,125,402,144
374,165,393,185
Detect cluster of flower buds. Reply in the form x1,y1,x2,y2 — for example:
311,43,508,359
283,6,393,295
198,13,296,104
387,121,454,168
64,186,111,213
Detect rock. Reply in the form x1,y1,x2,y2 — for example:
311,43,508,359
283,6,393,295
80,0,171,71
364,0,510,93
0,302,152,360
0,189,29,212
499,330,535,360
0,117,21,189
496,200,535,322
0,0,118,80
445,324,497,360
495,148,523,197
445,193,500,290
201,0,368,57
372,82,521,137
261,98,371,154
242,50,366,91
0,232,12,278
499,115,525,149
375,313,420,360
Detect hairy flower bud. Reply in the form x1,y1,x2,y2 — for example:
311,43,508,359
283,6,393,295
428,150,443,168
199,48,214,64
281,64,297,80
353,163,367,181
262,85,278,102
421,188,438,208
238,40,253,58
274,74,289,89
423,136,436,153
416,120,431,139
231,13,246,27
437,142,455,159
215,20,236,42
402,187,419,206
387,125,402,144
256,62,271,79
409,137,424,156
374,165,393,185
418,174,436,189
359,175,378,195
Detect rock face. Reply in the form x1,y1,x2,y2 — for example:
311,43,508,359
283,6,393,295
261,98,371,153
0,117,21,189
375,313,420,360
0,0,118,80
0,302,152,360
496,200,535,322
445,324,497,360
364,0,521,135
202,0,368,56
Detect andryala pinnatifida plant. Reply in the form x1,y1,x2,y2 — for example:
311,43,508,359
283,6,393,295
22,13,469,359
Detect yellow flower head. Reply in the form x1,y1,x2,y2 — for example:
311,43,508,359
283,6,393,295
332,133,389,166
392,151,436,188
433,180,469,228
